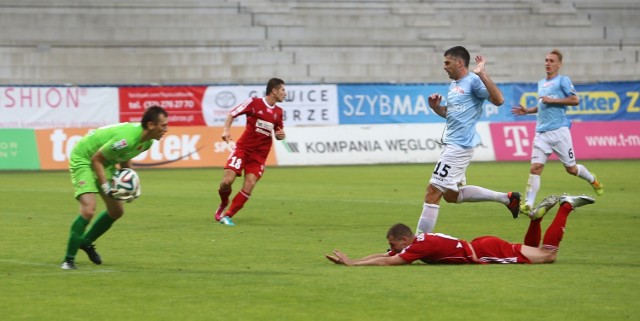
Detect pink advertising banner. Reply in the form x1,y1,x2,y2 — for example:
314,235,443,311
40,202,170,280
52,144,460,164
490,121,640,161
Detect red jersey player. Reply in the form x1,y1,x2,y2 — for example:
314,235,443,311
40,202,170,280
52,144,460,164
326,195,594,265
215,78,287,226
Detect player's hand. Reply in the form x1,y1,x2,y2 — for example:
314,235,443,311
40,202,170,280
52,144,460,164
472,55,486,74
511,105,527,115
540,96,554,104
325,254,342,264
326,250,351,265
126,186,142,203
101,182,117,198
221,129,232,143
274,127,285,140
428,93,442,109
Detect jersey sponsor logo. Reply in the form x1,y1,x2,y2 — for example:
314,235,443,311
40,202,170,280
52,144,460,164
255,119,274,137
111,139,128,150
447,103,465,113
451,86,465,94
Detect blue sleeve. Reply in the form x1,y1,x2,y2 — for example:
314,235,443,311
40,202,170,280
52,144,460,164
560,76,577,97
472,76,489,100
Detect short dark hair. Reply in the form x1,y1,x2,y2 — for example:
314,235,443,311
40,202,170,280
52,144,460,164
444,46,471,68
266,78,285,96
387,223,414,240
141,105,168,129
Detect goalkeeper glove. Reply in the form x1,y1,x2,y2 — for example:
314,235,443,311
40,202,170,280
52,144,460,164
101,181,117,198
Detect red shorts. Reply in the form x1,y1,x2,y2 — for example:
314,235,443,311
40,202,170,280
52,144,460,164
470,236,531,264
224,148,266,178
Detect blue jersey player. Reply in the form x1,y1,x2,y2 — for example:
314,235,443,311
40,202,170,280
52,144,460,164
512,49,603,219
416,46,522,235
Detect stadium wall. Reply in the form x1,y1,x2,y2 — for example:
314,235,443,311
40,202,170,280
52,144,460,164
1,81,639,170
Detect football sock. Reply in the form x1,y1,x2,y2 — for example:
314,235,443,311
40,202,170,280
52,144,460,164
416,203,439,234
65,215,89,261
226,189,251,217
525,174,540,208
219,187,232,205
456,185,505,203
542,202,572,250
524,218,542,247
81,211,115,246
576,164,595,183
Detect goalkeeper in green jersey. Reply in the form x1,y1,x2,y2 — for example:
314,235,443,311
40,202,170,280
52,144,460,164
61,106,169,270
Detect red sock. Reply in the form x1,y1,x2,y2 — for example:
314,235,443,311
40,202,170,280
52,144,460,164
524,218,542,247
542,203,572,250
219,188,232,205
226,189,251,217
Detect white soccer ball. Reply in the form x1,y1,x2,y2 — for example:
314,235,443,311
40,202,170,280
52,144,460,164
110,168,141,201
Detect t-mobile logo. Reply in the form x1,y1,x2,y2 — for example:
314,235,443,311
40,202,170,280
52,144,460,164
503,126,530,156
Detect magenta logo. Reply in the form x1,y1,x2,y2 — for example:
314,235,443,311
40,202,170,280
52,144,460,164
503,125,530,157
489,122,536,161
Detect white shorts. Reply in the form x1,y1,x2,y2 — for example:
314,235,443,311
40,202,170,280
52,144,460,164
429,144,474,192
531,127,576,167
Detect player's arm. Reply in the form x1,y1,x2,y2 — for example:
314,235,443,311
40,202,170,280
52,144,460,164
326,250,409,266
90,150,111,194
540,94,579,106
274,127,285,140
221,113,234,142
511,105,538,115
473,56,504,106
119,160,133,169
428,93,447,118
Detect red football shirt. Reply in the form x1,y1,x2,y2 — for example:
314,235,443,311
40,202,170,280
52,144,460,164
396,233,478,264
230,97,284,159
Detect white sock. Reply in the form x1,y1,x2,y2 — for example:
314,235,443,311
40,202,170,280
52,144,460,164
576,164,595,183
416,203,439,234
525,174,540,208
457,185,505,203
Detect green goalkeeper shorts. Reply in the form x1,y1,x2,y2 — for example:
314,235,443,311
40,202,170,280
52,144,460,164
69,162,116,199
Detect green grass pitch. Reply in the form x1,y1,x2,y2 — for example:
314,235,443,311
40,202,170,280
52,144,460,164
1,160,639,321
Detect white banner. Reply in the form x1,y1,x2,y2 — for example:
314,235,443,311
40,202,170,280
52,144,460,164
0,87,119,128
274,123,496,165
201,84,338,127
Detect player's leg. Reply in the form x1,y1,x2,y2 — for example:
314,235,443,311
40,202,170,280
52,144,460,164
523,219,542,247
416,184,443,234
416,146,468,234
62,193,97,269
523,195,559,246
435,146,520,218
553,128,604,196
541,195,595,251
521,131,551,216
222,158,264,225
215,169,238,221
62,165,99,269
225,172,259,218
454,186,521,218
78,195,124,264
216,151,243,221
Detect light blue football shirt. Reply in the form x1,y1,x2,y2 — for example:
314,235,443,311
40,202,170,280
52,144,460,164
443,73,490,148
536,75,577,132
